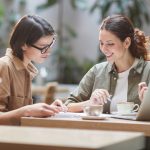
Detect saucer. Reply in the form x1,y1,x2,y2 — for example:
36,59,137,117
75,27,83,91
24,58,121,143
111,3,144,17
111,111,137,116
81,115,107,120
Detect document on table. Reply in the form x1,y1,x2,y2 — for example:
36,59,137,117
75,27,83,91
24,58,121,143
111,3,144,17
49,112,111,119
50,112,85,119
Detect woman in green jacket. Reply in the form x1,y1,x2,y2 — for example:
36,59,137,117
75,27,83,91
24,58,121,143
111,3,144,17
65,15,150,114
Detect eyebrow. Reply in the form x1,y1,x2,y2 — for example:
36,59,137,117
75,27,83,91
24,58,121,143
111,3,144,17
37,43,51,46
37,44,48,47
37,38,55,46
99,40,113,43
36,41,53,47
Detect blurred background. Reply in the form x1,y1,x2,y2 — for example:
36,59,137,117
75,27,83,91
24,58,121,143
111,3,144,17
0,0,150,102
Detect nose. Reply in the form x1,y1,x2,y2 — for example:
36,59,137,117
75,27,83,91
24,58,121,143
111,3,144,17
46,48,53,56
100,44,109,52
45,47,51,54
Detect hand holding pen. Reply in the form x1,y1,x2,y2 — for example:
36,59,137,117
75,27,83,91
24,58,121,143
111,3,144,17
90,89,112,105
51,99,68,112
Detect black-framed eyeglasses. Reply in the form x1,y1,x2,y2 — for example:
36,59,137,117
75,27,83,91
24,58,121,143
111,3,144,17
30,38,55,54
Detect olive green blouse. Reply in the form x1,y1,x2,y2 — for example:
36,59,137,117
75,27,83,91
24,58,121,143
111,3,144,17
65,58,150,113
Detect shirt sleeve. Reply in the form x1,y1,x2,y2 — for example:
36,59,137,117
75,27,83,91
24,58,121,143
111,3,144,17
65,65,96,105
0,61,11,112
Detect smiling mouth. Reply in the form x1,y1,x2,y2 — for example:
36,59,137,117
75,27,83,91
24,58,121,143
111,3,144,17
41,54,50,58
41,56,48,58
105,53,113,58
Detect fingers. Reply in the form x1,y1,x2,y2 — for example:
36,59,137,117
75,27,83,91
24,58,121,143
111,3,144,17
90,89,110,105
52,99,63,107
138,82,147,93
23,103,58,117
51,99,68,112
138,82,148,101
44,104,60,113
139,87,148,101
34,103,60,117
39,108,56,117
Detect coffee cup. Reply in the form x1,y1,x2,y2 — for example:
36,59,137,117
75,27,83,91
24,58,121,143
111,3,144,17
117,102,139,114
83,105,103,116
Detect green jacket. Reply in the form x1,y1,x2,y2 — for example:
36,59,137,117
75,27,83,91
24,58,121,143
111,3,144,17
65,58,150,113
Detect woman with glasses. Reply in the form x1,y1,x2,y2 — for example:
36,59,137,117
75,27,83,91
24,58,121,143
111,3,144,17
0,15,66,125
65,14,150,114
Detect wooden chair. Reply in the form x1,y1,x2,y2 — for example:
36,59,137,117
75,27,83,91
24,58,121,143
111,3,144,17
32,82,70,104
44,82,58,104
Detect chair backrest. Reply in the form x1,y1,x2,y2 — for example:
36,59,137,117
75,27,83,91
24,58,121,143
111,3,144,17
44,82,58,104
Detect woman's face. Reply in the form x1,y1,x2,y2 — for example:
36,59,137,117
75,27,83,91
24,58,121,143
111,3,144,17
99,29,129,64
23,35,55,64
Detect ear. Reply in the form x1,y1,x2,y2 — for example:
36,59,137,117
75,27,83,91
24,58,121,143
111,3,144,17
21,44,28,51
123,37,131,49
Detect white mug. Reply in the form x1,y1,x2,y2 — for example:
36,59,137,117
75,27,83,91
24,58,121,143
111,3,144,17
117,102,139,114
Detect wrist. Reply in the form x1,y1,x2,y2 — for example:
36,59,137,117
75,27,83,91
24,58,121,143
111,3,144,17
20,105,31,117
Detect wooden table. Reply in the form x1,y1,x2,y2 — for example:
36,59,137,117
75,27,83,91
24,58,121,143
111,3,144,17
0,126,144,150
21,116,150,137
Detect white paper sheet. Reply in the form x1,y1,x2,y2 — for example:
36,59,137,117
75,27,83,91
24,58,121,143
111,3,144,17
50,112,85,119
49,112,111,119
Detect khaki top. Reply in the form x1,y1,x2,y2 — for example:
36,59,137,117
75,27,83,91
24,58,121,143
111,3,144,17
65,58,150,113
0,48,38,112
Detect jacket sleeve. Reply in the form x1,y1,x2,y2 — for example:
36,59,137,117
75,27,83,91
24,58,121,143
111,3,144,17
0,61,11,112
65,65,96,105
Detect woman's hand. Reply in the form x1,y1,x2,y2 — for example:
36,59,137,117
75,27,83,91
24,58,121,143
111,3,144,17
90,89,110,105
2,101,68,125
23,103,61,117
138,82,148,101
51,99,68,112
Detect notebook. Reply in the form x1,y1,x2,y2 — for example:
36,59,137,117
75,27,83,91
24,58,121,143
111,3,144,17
111,84,150,121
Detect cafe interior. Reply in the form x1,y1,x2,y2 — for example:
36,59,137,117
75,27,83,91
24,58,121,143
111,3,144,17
0,0,150,149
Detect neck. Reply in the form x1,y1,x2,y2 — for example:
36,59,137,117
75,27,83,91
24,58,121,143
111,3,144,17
23,56,31,67
115,56,135,73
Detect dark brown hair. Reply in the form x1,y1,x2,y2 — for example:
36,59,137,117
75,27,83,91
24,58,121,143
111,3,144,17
9,15,55,60
100,14,149,60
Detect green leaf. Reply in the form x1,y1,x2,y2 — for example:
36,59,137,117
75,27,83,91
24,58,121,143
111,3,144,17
0,3,4,17
101,0,113,18
70,0,87,10
37,0,57,10
139,0,150,24
65,24,77,38
89,1,99,14
144,13,150,24
115,0,124,13
70,0,77,9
